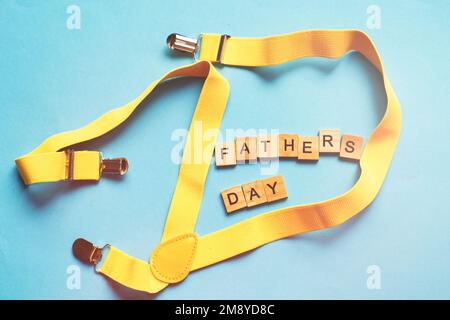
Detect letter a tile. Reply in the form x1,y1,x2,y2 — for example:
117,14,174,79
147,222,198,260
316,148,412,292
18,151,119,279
242,180,267,207
235,137,257,164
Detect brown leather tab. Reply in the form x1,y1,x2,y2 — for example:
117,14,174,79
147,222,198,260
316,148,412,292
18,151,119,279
72,238,101,265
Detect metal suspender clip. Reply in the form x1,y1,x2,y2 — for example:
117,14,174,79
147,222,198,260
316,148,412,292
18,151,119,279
166,33,198,54
72,238,110,272
64,149,128,180
100,157,128,176
166,33,230,63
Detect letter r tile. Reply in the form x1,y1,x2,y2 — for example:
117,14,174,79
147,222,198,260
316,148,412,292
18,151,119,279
319,129,340,153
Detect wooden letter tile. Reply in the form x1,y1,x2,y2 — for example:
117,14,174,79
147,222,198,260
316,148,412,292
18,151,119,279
235,137,257,164
298,136,319,161
340,135,364,160
278,134,299,158
242,180,267,207
257,135,279,160
215,142,237,167
221,185,247,213
319,129,340,153
261,176,288,202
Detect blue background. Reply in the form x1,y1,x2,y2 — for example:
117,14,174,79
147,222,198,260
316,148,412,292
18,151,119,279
1,0,449,299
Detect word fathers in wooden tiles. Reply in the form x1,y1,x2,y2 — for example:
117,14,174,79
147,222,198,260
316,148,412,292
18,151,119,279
215,130,364,167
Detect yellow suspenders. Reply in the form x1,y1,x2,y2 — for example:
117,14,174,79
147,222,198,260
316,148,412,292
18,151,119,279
15,29,401,294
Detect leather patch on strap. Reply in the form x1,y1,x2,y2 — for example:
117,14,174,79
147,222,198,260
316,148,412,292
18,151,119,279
150,233,198,283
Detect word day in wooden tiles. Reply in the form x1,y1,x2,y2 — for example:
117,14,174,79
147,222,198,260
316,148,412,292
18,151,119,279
215,129,364,166
221,175,288,213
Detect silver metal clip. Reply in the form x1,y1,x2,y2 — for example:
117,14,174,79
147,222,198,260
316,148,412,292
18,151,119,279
166,33,198,54
101,157,128,176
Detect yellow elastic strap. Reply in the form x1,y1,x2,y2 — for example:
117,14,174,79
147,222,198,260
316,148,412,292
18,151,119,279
15,150,101,184
16,61,229,293
92,61,226,292
189,29,402,270
99,246,168,293
98,30,401,294
15,61,227,186
16,60,229,293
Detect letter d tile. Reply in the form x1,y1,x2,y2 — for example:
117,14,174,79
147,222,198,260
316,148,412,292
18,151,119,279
221,185,247,213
